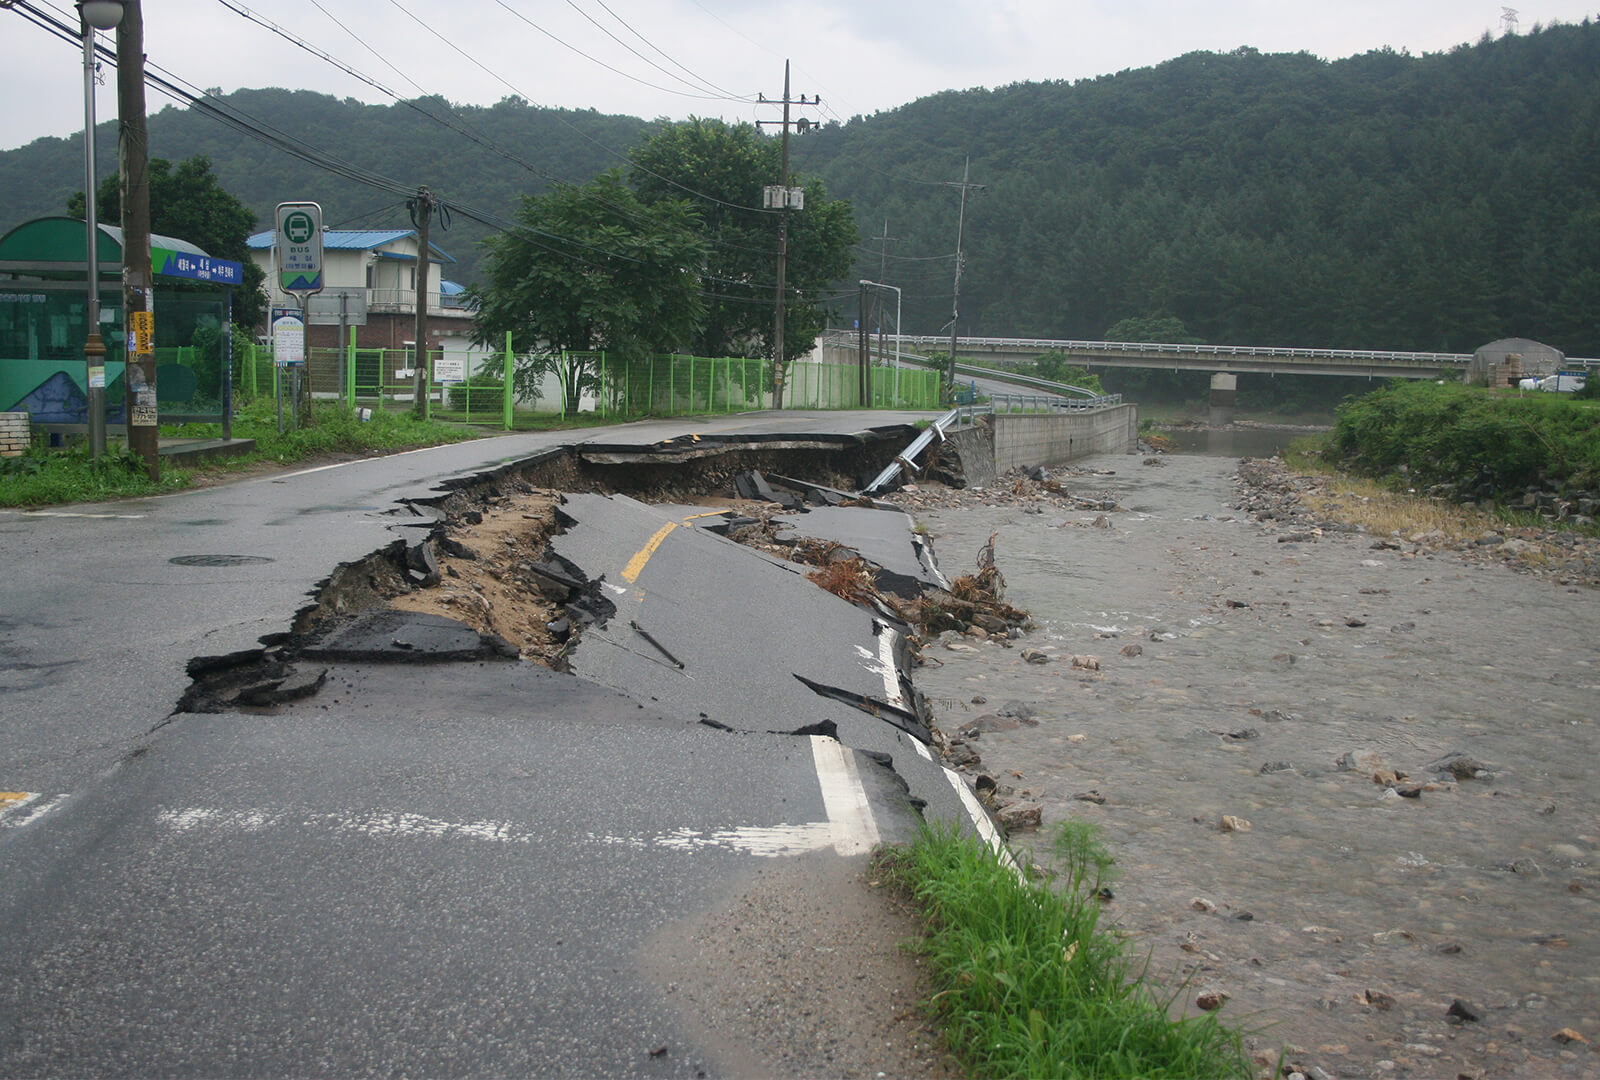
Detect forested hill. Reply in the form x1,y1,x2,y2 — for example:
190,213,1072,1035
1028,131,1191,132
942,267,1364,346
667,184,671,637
2,19,1597,356
807,19,1600,356
0,89,655,286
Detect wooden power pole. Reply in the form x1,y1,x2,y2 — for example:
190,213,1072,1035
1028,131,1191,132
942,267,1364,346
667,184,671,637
409,187,440,418
117,0,157,479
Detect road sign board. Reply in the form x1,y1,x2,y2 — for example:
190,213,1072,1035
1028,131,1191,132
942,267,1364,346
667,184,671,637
275,202,324,294
306,288,368,326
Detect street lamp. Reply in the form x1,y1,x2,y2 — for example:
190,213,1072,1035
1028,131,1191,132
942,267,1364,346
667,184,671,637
79,0,125,458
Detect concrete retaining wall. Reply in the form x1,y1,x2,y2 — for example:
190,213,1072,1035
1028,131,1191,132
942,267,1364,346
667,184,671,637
990,404,1138,472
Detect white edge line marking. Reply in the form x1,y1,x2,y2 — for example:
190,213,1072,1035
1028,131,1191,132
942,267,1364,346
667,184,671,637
876,622,905,708
810,735,881,856
944,768,1024,877
260,443,440,482
10,511,147,519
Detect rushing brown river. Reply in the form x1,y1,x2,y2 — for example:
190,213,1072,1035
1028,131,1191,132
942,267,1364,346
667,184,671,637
905,450,1599,1080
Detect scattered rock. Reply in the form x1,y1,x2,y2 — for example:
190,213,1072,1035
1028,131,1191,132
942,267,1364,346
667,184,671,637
1119,643,1143,658
1220,815,1252,832
1073,790,1107,805
1070,654,1101,671
1422,752,1493,780
1552,1028,1589,1045
997,803,1042,831
1260,761,1294,774
1021,648,1051,664
1196,989,1229,1011
1446,999,1483,1024
1192,897,1217,912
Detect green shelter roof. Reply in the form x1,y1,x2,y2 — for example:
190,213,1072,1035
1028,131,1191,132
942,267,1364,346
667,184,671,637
0,216,210,279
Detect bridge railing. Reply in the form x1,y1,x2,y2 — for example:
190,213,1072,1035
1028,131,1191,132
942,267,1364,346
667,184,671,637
821,331,1477,367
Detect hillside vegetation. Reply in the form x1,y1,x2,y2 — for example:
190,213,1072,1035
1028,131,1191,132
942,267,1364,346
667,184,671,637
2,20,1596,357
1330,382,1600,500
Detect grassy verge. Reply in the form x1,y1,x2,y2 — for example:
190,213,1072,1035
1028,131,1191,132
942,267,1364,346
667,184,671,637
878,822,1253,1080
1286,433,1599,542
0,400,478,508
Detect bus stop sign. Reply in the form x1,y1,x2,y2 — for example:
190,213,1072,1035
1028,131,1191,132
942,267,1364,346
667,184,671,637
275,201,324,294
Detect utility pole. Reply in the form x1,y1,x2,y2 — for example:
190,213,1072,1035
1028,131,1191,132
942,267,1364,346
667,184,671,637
943,158,983,397
756,62,814,410
117,0,158,478
408,187,444,418
870,219,897,370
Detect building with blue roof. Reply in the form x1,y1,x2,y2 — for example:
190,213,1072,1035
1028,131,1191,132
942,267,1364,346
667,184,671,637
246,228,482,397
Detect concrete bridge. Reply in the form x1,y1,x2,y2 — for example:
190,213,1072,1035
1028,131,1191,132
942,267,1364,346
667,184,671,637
822,332,1475,379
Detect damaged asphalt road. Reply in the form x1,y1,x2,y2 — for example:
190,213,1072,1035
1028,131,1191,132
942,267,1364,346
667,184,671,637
0,411,1001,1078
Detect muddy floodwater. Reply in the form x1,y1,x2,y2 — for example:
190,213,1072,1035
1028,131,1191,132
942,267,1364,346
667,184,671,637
908,451,1599,1080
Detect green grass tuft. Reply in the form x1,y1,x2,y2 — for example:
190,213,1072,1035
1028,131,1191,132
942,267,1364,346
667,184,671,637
878,822,1253,1080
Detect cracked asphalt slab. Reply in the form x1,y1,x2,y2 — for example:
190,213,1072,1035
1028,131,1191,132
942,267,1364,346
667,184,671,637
0,411,1004,1076
550,492,970,829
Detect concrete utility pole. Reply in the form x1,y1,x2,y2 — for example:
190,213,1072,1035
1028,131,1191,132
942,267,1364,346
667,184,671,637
943,158,983,398
117,0,158,478
408,186,440,418
756,62,815,410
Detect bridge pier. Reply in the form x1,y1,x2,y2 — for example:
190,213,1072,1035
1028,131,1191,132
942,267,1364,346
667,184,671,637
1208,372,1236,426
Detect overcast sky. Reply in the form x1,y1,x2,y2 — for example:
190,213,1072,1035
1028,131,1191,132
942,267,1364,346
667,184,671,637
1,0,1593,153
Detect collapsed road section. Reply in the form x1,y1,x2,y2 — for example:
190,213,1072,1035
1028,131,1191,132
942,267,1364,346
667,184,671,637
1,422,1054,1077
175,429,1019,845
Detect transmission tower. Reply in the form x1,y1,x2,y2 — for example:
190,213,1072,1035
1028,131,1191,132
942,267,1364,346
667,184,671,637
1501,7,1519,35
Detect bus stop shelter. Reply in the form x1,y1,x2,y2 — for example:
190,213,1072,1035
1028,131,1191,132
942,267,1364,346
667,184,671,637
0,216,244,439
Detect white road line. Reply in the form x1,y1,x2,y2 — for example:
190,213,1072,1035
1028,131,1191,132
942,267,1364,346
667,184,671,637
154,803,846,859
810,735,882,856
5,511,147,519
944,768,1023,876
0,793,70,828
259,443,440,481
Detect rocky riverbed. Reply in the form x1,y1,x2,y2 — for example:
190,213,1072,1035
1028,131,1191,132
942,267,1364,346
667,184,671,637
901,453,1599,1080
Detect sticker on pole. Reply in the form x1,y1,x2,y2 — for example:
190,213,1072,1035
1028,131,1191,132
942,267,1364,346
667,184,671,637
275,202,324,294
130,310,154,355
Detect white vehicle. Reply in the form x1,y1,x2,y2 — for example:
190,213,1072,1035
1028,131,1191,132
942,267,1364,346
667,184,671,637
1538,373,1588,393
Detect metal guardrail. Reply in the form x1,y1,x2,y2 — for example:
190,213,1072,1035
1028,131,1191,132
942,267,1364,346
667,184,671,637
863,406,968,495
856,332,1477,366
988,392,1122,412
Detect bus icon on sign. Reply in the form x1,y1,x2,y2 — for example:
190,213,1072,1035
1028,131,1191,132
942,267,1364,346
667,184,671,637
282,212,316,244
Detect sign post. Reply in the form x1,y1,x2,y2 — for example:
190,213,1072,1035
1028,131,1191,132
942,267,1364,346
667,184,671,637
275,202,324,427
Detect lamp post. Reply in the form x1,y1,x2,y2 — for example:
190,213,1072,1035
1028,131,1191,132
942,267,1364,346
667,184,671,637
859,280,901,404
78,0,124,458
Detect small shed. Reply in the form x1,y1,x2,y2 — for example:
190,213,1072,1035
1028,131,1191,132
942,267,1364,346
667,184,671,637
0,216,243,427
1468,337,1565,388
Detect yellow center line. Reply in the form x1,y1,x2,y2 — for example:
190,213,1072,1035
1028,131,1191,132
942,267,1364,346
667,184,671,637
622,522,679,583
620,509,733,582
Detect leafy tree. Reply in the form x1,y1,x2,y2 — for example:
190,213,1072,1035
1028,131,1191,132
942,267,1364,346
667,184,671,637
68,155,267,327
627,118,858,368
470,171,706,408
1031,351,1104,393
1102,315,1204,344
